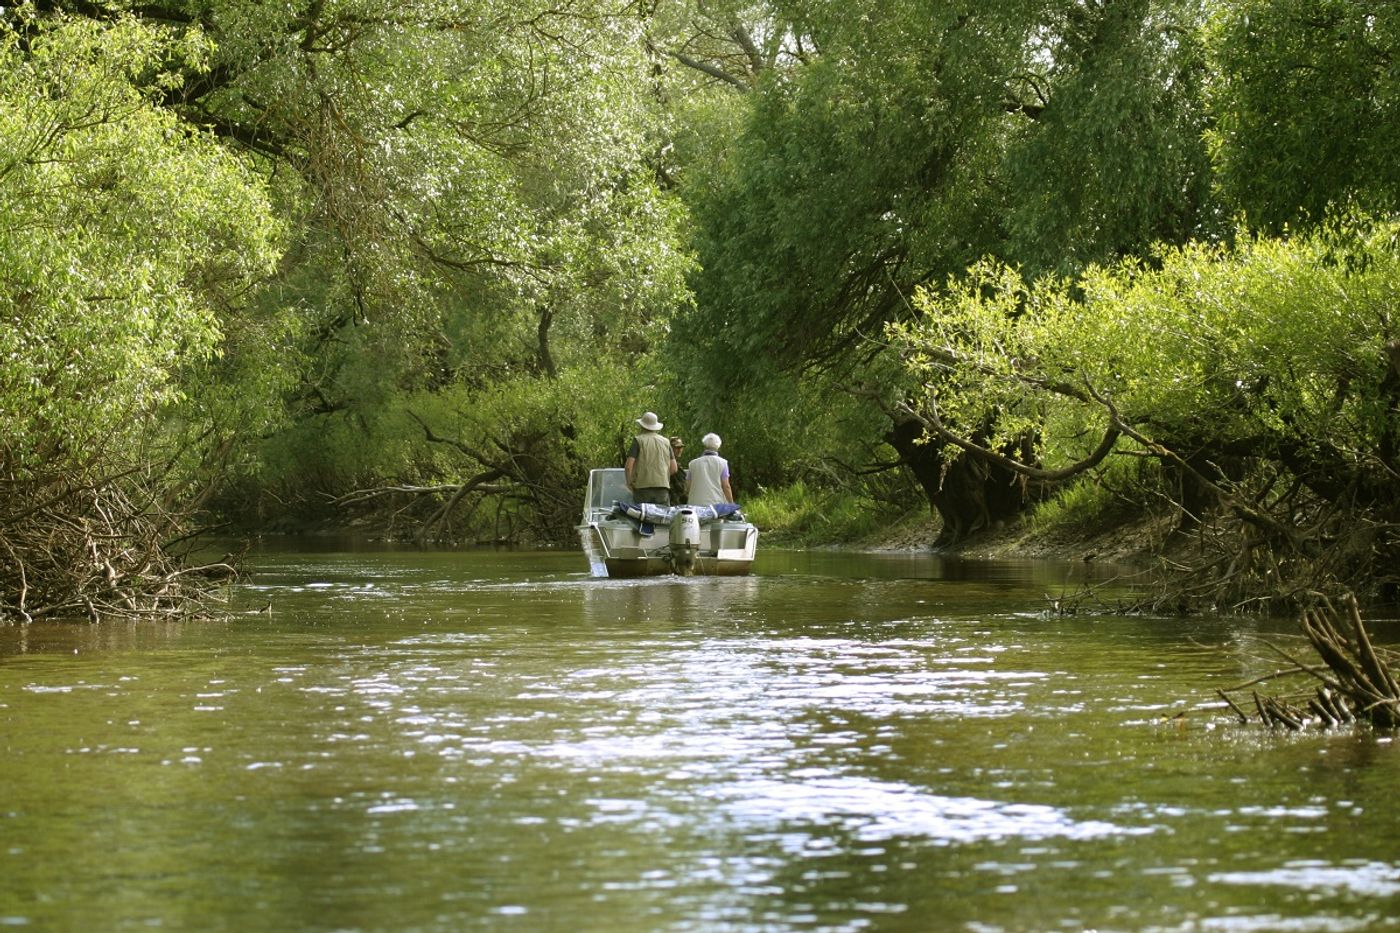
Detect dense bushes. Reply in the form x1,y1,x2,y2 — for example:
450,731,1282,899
0,13,278,621
891,220,1400,607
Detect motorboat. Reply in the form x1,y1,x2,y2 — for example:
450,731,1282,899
576,468,759,577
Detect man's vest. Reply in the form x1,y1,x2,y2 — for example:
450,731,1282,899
632,432,672,489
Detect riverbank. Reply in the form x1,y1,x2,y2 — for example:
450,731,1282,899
242,487,1179,568
778,506,1178,566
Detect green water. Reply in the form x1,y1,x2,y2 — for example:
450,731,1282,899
2,543,1399,932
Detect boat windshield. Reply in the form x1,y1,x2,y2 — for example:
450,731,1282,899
584,468,633,518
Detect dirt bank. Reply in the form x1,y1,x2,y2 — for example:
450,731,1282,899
857,510,1178,566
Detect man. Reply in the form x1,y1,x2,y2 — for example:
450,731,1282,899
684,432,734,506
624,411,677,506
669,436,687,503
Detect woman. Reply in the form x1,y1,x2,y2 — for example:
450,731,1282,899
684,433,733,506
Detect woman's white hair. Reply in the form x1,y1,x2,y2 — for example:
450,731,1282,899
702,432,722,450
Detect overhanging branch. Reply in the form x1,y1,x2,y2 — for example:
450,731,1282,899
896,393,1121,483
667,50,751,90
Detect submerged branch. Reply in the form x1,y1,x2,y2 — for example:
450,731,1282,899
1,467,234,624
1216,593,1400,730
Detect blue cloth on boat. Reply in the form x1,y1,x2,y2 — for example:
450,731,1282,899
611,502,742,525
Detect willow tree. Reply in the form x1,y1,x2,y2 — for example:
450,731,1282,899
20,0,698,543
671,0,1217,543
156,0,696,540
889,224,1400,608
1206,0,1400,232
1,0,694,563
0,10,281,621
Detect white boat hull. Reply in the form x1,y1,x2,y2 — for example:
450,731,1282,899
578,518,758,578
577,468,758,578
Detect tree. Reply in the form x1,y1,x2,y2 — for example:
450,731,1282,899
13,0,697,539
1,0,698,597
164,0,698,537
0,9,280,620
671,0,1216,542
889,222,1400,608
1206,0,1400,232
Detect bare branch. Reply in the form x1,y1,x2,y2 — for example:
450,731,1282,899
667,50,752,90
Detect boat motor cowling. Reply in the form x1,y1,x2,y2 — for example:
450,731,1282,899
668,508,701,575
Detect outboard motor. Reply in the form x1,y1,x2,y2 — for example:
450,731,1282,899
668,508,701,575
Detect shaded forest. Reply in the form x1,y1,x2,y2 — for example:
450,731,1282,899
2,0,1398,620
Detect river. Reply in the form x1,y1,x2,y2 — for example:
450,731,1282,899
2,542,1399,931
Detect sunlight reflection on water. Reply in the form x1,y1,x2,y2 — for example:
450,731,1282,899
5,546,1400,932
1210,861,1400,897
713,774,1148,846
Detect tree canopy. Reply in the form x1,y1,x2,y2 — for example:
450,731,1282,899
0,10,279,473
1206,0,1400,231
677,0,1217,382
3,0,1400,617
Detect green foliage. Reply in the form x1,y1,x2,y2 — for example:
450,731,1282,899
128,0,702,527
892,218,1400,598
676,0,1215,390
1029,458,1168,532
743,479,901,545
1205,0,1400,231
10,0,1400,569
1002,0,1218,271
897,222,1400,471
0,10,279,475
1028,478,1117,532
660,0,1222,544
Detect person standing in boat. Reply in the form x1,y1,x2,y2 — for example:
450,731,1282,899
669,436,688,503
624,411,678,506
684,433,734,506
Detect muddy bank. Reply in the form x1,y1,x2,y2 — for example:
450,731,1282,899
833,509,1180,567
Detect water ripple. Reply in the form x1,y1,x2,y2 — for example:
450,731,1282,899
713,774,1149,846
1208,861,1400,897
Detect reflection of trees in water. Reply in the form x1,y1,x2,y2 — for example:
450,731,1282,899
581,577,760,628
0,610,213,657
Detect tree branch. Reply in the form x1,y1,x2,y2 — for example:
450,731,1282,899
729,22,765,76
1083,382,1308,552
667,50,751,91
895,393,1121,483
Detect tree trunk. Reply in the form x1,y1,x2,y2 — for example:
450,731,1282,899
885,415,1031,546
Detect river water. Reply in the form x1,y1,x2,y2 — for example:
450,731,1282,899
2,542,1399,932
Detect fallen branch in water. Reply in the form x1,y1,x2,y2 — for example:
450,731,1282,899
1300,593,1400,727
1218,593,1400,730
1,469,237,624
